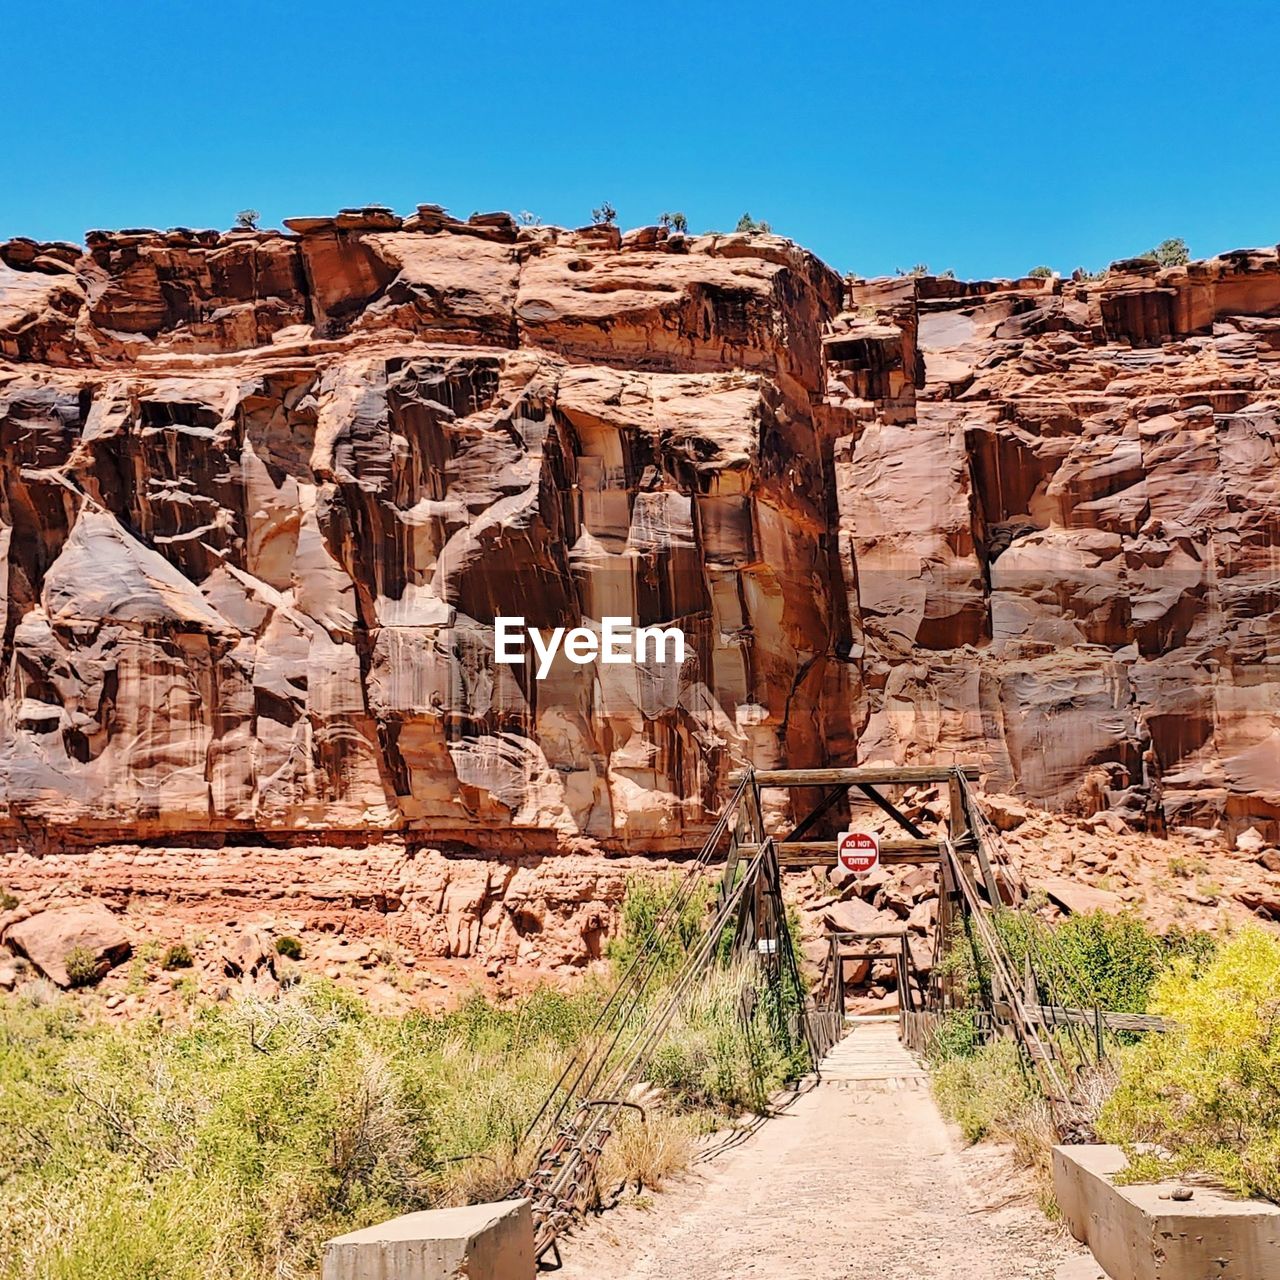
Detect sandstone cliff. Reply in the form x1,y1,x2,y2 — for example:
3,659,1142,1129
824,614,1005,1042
1,208,1277,850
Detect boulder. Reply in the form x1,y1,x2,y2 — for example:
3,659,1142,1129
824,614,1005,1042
977,793,1029,834
1236,827,1266,853
1035,877,1124,916
221,926,278,990
4,901,130,987
821,896,902,936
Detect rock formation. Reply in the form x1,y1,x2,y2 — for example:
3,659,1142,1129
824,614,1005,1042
0,207,1278,864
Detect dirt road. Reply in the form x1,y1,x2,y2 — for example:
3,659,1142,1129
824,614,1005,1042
558,1020,1100,1280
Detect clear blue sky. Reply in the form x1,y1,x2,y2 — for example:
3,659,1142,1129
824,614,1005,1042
5,0,1279,278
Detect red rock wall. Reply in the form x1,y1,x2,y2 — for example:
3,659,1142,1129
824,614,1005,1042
1,209,1278,845
0,210,854,848
841,256,1280,837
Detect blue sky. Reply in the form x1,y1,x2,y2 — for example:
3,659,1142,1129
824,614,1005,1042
4,0,1279,278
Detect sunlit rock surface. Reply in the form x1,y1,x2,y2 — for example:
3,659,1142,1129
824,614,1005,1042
1,212,1278,849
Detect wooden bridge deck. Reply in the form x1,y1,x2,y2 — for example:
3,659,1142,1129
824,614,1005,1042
820,1017,929,1089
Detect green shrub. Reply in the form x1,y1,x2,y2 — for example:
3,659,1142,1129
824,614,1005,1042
995,910,1212,1015
63,946,100,988
275,935,304,960
735,213,772,234
161,943,194,971
605,875,711,978
1146,236,1190,267
0,977,709,1280
1098,925,1280,1202
646,964,805,1112
932,1035,1034,1142
0,889,17,912
926,1009,986,1063
1027,265,1053,279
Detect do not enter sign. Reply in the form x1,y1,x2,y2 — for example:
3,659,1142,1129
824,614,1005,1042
837,831,880,875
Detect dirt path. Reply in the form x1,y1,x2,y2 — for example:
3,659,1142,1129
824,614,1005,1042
558,1020,1101,1280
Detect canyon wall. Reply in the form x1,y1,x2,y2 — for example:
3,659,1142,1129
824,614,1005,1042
1,209,1278,850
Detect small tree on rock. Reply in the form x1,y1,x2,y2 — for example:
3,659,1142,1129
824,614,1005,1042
234,209,260,231
659,211,688,233
1147,237,1190,267
1028,265,1053,279
735,213,771,234
591,201,618,226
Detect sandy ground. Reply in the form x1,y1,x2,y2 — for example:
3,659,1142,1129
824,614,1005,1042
556,1021,1103,1280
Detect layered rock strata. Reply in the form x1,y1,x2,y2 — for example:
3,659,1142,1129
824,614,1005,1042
1,208,1278,855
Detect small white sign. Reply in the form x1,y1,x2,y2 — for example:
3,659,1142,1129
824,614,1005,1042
836,830,881,875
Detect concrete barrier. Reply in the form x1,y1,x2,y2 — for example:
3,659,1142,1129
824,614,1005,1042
321,1198,534,1280
1053,1144,1280,1280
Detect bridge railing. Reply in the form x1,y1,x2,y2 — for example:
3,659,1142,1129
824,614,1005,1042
510,769,812,1265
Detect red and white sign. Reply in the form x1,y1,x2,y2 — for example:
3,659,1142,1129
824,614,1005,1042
836,830,880,875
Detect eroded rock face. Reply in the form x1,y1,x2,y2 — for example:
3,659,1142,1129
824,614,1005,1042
0,213,851,849
0,210,1278,850
842,259,1280,837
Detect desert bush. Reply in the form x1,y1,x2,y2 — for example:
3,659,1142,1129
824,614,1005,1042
63,946,100,989
931,1034,1035,1143
234,208,260,230
646,964,805,1113
1145,236,1190,267
162,943,194,971
927,911,1215,1214
995,909,1212,1016
1027,265,1053,278
0,980,644,1279
735,213,771,233
591,200,617,226
926,1007,986,1062
275,935,304,960
605,873,715,978
0,888,17,911
1098,925,1280,1202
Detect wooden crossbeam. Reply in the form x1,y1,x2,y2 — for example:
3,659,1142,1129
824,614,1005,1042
857,782,927,840
783,785,849,843
742,838,940,867
747,765,981,787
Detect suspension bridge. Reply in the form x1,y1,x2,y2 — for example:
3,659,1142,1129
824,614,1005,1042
510,762,1143,1268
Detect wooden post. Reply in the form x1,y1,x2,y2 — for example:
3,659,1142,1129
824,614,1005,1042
948,770,972,845
936,848,956,1009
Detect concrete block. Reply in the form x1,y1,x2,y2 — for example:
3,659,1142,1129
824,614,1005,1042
321,1198,534,1280
1053,1144,1280,1280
